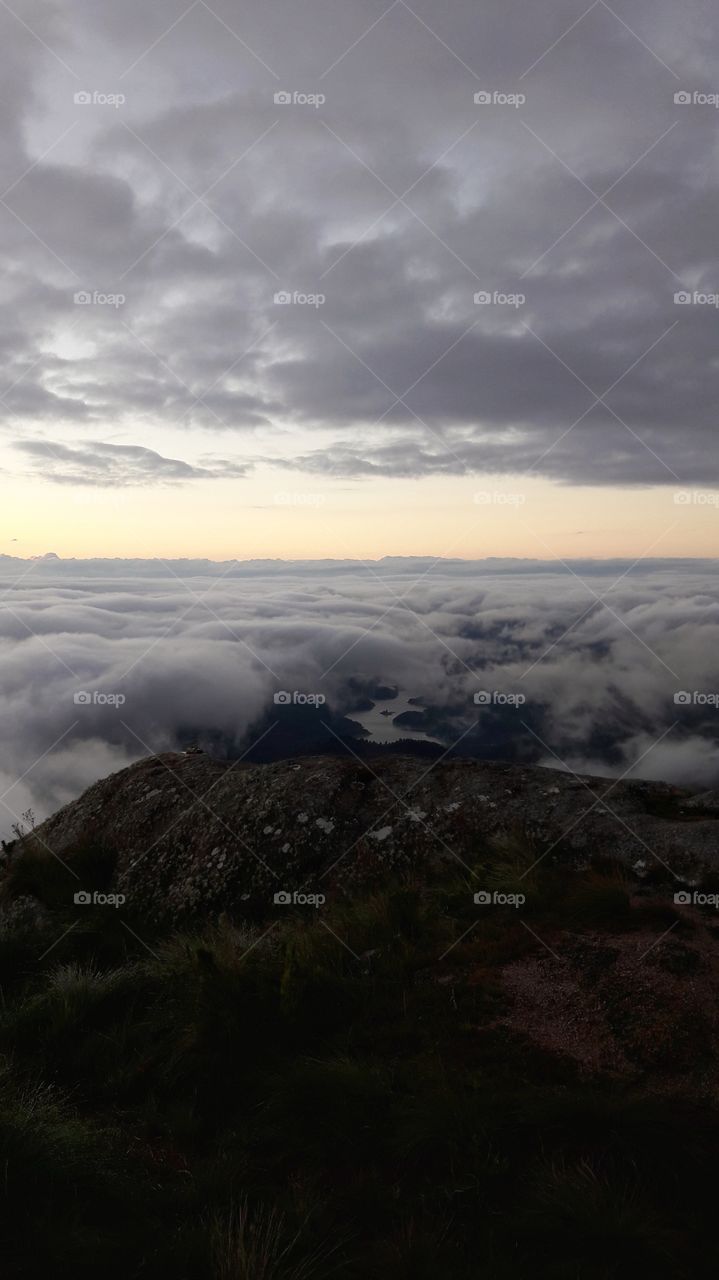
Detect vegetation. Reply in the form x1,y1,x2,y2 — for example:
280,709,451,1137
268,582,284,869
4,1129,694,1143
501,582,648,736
0,833,717,1277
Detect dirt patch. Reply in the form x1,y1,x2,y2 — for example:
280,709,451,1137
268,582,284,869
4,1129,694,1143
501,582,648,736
500,911,719,1094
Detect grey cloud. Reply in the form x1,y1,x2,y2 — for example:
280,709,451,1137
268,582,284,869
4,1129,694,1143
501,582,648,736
0,0,717,481
14,439,251,485
277,422,705,485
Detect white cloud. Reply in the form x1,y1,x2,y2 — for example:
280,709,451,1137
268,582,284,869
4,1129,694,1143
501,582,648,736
0,557,716,833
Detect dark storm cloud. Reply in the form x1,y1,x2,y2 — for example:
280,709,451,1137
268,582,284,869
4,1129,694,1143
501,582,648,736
0,558,716,831
0,0,718,483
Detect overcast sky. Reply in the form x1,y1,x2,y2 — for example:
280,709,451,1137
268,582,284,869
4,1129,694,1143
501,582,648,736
0,0,717,558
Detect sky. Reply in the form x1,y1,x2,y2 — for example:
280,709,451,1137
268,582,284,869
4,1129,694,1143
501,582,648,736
1,0,718,559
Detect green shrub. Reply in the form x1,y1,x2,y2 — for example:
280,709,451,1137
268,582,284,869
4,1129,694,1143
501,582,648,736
0,1068,157,1277
258,1056,393,1168
208,1198,342,1280
516,1157,678,1277
1,837,116,910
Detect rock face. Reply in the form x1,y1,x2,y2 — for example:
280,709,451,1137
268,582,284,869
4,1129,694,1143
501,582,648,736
17,753,719,921
686,789,719,815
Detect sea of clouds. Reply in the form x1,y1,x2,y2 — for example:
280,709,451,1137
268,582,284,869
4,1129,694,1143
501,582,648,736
0,556,717,836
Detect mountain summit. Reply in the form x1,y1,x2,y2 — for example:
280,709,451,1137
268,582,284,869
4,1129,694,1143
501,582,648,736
12,753,718,922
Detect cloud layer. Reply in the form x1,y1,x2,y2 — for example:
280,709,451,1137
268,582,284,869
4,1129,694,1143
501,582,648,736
1,0,718,488
0,556,716,834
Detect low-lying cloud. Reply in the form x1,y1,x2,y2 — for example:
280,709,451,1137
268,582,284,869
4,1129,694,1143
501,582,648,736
0,556,716,837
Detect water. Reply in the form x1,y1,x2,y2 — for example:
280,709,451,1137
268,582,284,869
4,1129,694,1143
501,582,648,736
351,692,441,745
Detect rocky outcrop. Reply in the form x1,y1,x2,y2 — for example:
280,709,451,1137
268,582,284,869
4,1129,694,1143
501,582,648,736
13,752,718,921
685,789,719,815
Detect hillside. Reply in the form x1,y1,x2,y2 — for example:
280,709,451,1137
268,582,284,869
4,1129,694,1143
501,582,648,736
2,754,719,1278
